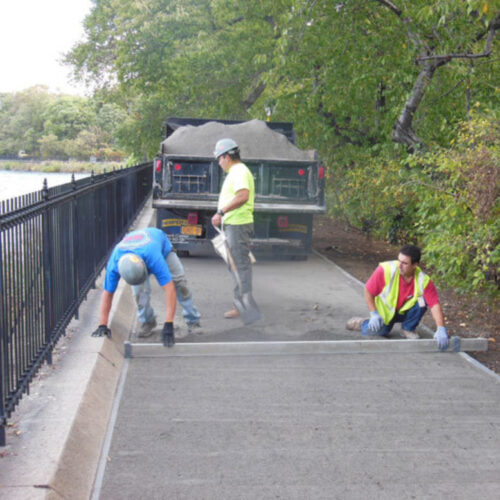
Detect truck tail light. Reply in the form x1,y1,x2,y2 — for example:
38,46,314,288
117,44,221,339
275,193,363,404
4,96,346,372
319,166,325,179
174,163,182,171
277,216,288,228
187,212,198,225
155,159,162,172
298,169,306,176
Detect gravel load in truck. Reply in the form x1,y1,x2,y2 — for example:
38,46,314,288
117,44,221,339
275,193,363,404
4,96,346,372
161,119,316,161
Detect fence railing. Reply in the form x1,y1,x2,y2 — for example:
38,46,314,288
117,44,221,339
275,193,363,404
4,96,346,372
0,163,152,445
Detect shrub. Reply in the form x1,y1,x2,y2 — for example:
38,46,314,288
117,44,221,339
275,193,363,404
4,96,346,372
327,114,499,297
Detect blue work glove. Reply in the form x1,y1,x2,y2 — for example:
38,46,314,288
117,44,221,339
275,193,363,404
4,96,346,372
92,324,112,339
162,322,175,348
434,326,449,351
367,311,384,333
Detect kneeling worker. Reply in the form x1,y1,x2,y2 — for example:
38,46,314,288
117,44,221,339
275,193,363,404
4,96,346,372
347,244,449,350
92,227,201,347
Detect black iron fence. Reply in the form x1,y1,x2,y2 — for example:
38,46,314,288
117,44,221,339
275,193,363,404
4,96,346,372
0,163,152,445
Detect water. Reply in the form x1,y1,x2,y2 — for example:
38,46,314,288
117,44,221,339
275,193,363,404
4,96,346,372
0,170,90,201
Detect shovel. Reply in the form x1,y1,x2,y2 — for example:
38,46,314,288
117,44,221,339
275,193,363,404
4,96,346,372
212,226,261,325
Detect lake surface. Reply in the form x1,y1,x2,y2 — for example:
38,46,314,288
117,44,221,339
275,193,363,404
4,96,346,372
0,170,90,201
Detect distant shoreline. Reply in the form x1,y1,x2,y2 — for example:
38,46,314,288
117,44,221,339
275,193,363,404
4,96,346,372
0,159,126,174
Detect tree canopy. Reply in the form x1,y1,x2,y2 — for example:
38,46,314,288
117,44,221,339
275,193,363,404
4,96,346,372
66,0,499,156
0,86,127,160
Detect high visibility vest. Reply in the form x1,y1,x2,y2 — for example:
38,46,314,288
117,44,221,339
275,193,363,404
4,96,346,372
375,261,430,325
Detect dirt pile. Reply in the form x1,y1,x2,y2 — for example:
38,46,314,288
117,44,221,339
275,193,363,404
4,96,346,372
161,119,316,161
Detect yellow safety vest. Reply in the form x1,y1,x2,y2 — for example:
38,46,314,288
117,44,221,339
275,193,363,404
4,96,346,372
219,162,254,225
375,261,430,325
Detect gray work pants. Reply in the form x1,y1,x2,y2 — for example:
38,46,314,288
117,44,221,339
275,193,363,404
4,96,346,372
132,251,201,326
225,223,253,299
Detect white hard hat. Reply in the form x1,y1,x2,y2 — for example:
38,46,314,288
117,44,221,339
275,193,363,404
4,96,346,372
214,138,239,158
118,253,147,285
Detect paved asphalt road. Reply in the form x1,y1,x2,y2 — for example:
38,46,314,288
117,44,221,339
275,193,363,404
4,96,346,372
93,249,500,499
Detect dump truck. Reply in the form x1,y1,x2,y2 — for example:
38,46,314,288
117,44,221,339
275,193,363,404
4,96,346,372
152,118,326,259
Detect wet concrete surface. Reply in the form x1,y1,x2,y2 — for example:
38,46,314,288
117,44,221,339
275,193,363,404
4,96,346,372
129,249,413,344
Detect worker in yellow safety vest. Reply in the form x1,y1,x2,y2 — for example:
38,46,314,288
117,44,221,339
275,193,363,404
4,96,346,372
346,244,449,350
211,138,260,323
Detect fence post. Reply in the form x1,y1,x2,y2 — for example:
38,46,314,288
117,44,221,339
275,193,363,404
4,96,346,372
42,180,53,366
91,171,97,290
72,175,79,320
0,224,6,446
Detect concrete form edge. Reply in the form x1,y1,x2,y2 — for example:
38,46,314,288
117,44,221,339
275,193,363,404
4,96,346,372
125,337,487,358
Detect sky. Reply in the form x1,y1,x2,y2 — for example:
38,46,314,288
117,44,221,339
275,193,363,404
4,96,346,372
0,0,93,95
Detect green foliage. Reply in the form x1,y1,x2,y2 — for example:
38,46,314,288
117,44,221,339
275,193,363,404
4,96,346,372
0,87,126,161
42,96,94,140
0,86,54,155
410,115,499,295
324,141,418,244
63,0,499,158
259,0,500,150
328,114,499,297
39,134,65,159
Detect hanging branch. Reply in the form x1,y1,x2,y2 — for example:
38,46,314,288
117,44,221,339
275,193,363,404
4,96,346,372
417,12,500,62
374,1,500,149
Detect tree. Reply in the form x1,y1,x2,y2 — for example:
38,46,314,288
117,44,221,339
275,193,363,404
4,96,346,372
42,96,95,140
0,86,54,155
376,0,500,148
0,87,127,159
62,0,500,295
38,133,66,159
66,0,283,156
65,129,103,160
257,0,500,151
95,102,128,145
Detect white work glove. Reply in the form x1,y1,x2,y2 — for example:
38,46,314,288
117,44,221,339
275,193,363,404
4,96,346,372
367,311,384,333
434,326,449,351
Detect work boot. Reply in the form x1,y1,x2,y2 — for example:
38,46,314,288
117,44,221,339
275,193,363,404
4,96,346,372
224,308,239,319
346,317,367,331
402,330,420,339
187,322,203,335
137,318,157,338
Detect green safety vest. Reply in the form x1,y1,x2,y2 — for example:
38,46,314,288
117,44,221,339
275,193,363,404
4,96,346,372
375,261,430,325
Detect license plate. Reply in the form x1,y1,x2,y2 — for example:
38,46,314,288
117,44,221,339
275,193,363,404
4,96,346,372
181,225,202,236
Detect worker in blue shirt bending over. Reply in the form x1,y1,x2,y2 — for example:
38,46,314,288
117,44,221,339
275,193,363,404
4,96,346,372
91,227,201,347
